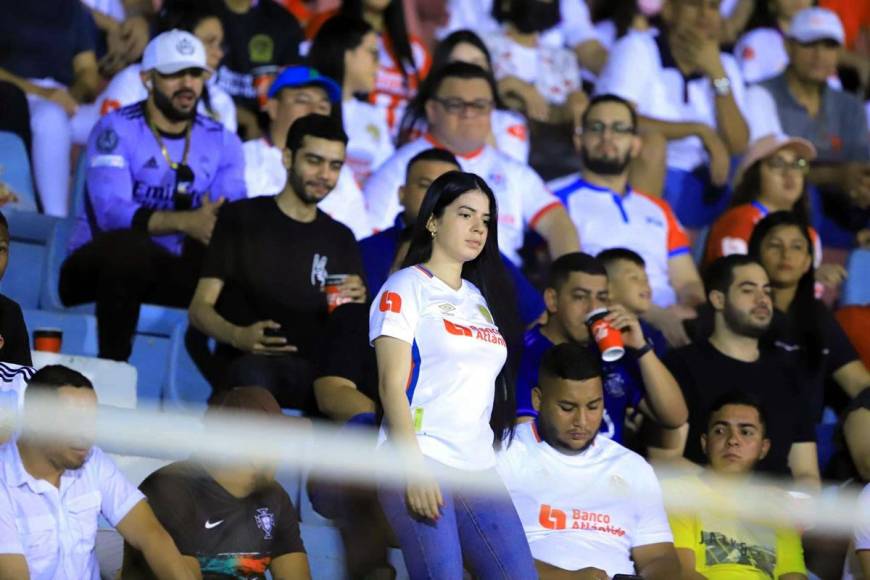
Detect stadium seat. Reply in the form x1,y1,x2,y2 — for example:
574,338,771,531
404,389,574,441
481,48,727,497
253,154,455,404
163,323,213,412
130,334,173,408
2,240,49,309
842,249,870,306
300,524,346,580
23,308,98,357
0,131,39,212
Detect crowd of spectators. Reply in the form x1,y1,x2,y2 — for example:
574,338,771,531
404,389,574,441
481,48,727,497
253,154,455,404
1,0,869,578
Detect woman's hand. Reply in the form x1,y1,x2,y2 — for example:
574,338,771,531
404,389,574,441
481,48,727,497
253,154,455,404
406,473,444,521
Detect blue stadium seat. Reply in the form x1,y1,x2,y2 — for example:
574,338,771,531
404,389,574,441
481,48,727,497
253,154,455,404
300,524,346,580
2,240,48,309
130,334,172,408
40,217,188,335
163,323,213,412
842,249,870,306
0,212,59,310
22,308,98,357
0,131,38,212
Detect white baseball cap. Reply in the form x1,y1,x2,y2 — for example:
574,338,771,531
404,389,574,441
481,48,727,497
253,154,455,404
788,7,845,45
142,30,211,74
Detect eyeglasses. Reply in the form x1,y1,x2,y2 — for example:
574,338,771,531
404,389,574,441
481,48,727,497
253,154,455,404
158,68,206,80
580,121,636,137
432,97,494,117
764,157,809,174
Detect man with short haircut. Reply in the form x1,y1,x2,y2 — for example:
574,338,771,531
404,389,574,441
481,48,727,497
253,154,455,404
748,7,869,224
359,147,545,323
669,391,808,580
122,387,310,579
0,365,194,580
60,30,246,361
517,253,687,444
363,62,579,265
598,248,668,352
663,255,820,487
595,0,751,229
550,94,705,346
243,65,372,239
498,343,680,580
189,114,365,410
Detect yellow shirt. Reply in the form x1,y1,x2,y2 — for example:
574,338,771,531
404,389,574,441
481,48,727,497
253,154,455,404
668,479,807,579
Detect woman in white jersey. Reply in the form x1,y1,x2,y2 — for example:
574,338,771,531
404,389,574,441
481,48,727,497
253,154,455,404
308,15,395,186
369,171,535,579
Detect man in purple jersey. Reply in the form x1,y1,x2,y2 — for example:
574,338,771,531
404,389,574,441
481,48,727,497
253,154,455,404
59,30,246,361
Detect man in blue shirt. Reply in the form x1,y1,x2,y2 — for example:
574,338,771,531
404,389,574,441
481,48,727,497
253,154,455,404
359,147,545,324
59,30,246,361
517,252,687,444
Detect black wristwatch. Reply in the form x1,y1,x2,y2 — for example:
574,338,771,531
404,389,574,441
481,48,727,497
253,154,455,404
631,337,655,359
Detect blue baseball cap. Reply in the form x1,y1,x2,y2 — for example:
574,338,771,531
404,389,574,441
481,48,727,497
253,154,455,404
267,66,342,102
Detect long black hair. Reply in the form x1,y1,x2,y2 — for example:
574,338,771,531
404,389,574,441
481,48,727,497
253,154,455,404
730,159,811,224
308,14,373,94
747,211,823,370
339,0,417,81
590,0,639,40
397,61,499,146
403,171,521,445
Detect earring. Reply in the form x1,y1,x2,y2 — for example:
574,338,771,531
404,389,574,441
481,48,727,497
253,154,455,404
429,229,437,239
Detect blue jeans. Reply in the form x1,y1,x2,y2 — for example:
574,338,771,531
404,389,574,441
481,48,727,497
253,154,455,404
379,461,536,580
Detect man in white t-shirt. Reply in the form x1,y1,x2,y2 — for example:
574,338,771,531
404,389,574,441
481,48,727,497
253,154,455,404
0,365,193,580
364,62,578,265
497,342,679,579
550,94,705,345
595,0,751,229
243,66,372,239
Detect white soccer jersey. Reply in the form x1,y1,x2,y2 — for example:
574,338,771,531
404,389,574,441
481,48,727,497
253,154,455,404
492,109,530,163
496,422,673,576
369,265,507,470
440,0,600,50
487,32,581,106
363,136,561,264
95,64,238,133
343,98,394,186
550,175,691,308
595,30,748,172
242,138,373,240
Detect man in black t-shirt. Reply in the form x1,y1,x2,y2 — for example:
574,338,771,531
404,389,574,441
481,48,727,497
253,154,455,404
0,212,31,366
189,114,365,409
122,387,310,579
663,255,820,487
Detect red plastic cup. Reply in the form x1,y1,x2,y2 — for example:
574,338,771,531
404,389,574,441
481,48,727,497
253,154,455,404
585,308,624,362
324,274,350,314
33,328,63,353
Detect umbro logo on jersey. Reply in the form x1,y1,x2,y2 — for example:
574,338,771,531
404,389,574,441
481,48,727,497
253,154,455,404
204,519,224,529
144,157,159,169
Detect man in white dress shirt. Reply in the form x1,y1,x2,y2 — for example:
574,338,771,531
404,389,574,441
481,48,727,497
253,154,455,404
0,365,193,580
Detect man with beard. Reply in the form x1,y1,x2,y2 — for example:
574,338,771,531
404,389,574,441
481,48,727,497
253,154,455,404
122,387,310,579
497,343,680,579
551,94,705,347
60,30,247,361
189,114,366,410
663,255,820,487
0,365,194,579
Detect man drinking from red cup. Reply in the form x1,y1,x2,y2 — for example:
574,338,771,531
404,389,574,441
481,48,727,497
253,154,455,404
515,252,688,444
